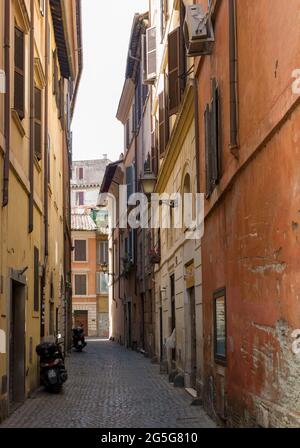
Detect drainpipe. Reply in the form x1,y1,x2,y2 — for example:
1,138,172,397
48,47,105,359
29,0,35,233
229,0,239,156
2,0,11,207
44,4,49,257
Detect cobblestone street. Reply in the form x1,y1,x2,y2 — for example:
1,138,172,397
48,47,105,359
0,340,215,429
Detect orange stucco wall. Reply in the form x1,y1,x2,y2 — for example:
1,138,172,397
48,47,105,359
196,0,300,427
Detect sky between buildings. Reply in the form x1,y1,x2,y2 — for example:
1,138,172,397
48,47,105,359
72,0,149,163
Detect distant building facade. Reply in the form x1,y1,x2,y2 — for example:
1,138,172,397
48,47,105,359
71,158,110,338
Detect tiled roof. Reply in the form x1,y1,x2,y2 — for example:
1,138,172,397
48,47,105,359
71,214,97,231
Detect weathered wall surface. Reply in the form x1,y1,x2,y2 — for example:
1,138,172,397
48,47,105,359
196,0,300,427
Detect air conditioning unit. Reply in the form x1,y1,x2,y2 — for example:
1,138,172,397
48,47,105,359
184,5,215,57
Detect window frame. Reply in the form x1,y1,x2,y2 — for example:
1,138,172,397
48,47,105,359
96,272,109,295
73,273,88,297
76,191,85,206
213,287,227,365
73,239,88,263
14,25,25,120
97,240,109,265
34,85,43,160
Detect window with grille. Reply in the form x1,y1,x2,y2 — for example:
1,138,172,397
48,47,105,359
74,240,87,262
74,274,87,296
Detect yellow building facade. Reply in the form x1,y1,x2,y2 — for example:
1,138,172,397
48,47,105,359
149,0,203,394
0,0,82,421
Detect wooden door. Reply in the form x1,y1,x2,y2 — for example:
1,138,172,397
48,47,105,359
74,310,88,336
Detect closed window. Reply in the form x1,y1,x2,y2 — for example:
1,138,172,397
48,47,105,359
74,240,87,262
96,272,108,294
97,241,108,265
14,27,25,120
34,247,39,312
214,288,227,363
74,274,87,296
204,78,221,198
34,86,42,160
78,167,84,180
76,191,84,206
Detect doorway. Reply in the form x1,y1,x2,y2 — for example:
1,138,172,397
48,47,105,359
74,310,88,336
9,279,26,410
187,286,197,388
170,275,176,362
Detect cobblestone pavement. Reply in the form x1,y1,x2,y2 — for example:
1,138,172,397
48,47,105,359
0,340,216,428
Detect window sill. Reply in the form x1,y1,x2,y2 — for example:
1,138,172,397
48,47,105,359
12,109,26,138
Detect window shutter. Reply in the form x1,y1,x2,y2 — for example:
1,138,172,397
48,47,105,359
102,241,108,264
126,164,135,200
146,27,157,82
34,87,42,160
59,78,65,125
168,27,180,116
34,247,39,311
14,27,25,119
159,92,166,156
204,104,212,197
74,240,86,262
179,1,187,96
96,272,101,294
211,78,221,184
151,127,158,176
75,275,86,296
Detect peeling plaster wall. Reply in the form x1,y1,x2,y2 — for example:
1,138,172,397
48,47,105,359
196,0,300,427
202,107,300,427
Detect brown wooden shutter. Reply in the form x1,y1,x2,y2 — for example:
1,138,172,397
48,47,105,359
211,78,221,184
14,27,25,119
75,275,87,296
159,92,166,156
151,127,158,176
164,72,170,146
34,87,42,160
75,240,86,262
168,27,180,116
34,247,40,311
204,104,212,198
179,1,187,96
59,78,64,124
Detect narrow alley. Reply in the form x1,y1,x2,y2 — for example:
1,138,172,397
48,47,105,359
0,341,215,429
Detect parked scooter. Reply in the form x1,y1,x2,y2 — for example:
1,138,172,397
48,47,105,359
36,334,68,393
72,326,87,352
